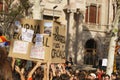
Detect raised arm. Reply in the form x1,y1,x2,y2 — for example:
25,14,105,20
15,66,25,80
27,61,41,80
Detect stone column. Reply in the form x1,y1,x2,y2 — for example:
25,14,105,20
96,5,99,25
32,0,43,20
88,5,90,24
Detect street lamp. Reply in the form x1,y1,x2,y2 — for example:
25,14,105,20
53,5,58,20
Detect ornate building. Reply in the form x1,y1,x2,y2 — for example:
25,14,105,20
35,0,117,66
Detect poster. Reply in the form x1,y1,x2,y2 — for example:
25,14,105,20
35,33,43,46
22,28,34,42
13,40,29,54
30,46,45,59
44,21,53,34
102,58,107,66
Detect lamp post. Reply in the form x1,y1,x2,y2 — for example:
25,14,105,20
53,5,58,21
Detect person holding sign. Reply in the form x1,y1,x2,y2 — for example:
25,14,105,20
0,47,13,80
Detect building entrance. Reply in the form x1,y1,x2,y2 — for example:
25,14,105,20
84,39,98,66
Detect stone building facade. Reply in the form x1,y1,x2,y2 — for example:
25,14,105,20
30,0,116,66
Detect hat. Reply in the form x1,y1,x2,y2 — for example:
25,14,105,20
90,73,96,78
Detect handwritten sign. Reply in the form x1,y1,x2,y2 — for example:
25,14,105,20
14,18,44,40
51,23,66,60
13,40,29,54
30,46,45,59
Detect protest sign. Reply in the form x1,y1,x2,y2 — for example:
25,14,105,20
51,22,66,63
9,21,66,63
14,18,44,40
9,34,52,62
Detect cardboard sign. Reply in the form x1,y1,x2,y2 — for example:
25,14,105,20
9,21,66,63
9,34,52,62
51,22,66,63
14,18,44,40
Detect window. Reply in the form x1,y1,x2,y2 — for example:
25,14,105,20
85,5,101,24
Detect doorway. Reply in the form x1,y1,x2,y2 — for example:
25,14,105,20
84,39,98,66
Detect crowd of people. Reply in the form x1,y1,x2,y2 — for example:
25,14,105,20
0,46,120,80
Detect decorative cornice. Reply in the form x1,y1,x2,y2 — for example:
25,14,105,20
43,8,62,16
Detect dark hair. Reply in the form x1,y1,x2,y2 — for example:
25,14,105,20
111,72,117,77
52,76,60,80
104,74,110,79
0,32,2,36
0,47,13,80
59,74,70,80
0,47,7,61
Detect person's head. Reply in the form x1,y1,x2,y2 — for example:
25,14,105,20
69,57,72,61
0,47,7,62
111,72,117,80
96,67,104,74
60,74,70,80
87,73,97,80
104,74,110,80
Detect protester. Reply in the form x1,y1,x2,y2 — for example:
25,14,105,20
15,61,41,80
103,74,110,80
96,67,105,80
111,72,118,80
0,47,13,80
87,73,97,80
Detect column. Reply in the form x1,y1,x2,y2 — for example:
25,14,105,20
96,4,99,25
32,0,43,20
88,5,90,24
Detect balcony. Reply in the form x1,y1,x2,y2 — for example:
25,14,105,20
82,22,108,33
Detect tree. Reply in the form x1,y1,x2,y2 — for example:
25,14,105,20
106,1,120,76
0,0,32,39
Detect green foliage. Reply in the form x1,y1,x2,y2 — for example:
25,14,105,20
0,0,32,39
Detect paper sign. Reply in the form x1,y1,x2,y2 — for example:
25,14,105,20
35,34,43,46
30,46,45,59
102,58,107,66
21,28,34,42
13,40,29,54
